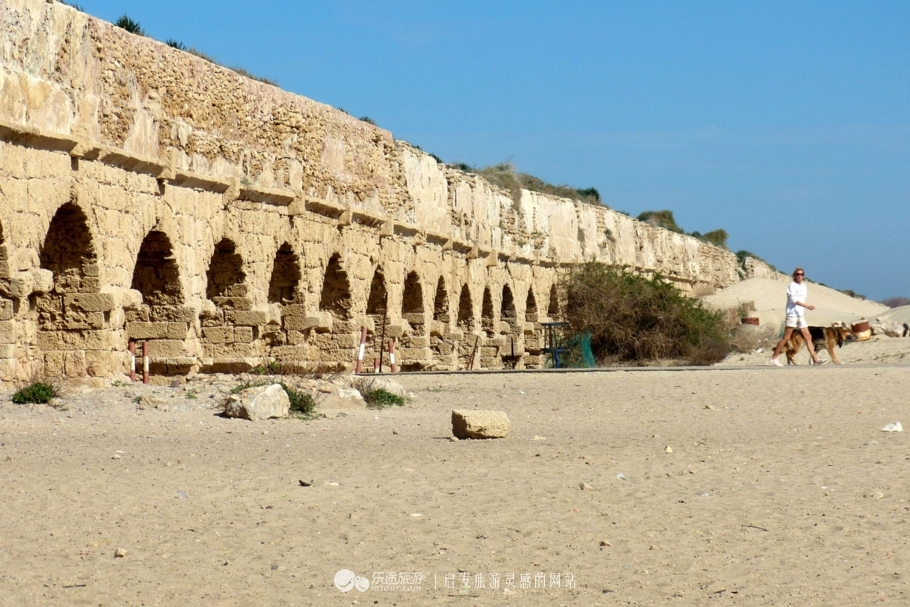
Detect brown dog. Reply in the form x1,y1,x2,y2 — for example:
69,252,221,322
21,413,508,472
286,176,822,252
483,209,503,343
786,325,853,365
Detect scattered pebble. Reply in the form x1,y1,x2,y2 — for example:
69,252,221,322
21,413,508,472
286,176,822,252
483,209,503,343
579,482,592,490
114,548,127,558
665,445,673,453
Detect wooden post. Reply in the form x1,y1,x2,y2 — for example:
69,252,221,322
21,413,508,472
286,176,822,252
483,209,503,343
128,339,136,382
355,326,368,374
373,357,380,373
468,335,480,371
387,338,398,373
142,341,150,384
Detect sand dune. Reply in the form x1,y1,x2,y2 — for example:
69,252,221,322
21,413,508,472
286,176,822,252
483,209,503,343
704,277,889,328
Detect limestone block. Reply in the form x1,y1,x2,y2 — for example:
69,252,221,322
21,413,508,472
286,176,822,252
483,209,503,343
213,342,255,358
451,410,510,439
0,300,13,321
331,320,355,334
43,351,66,376
403,312,426,325
203,326,233,343
384,324,405,338
400,347,430,359
125,308,150,323
60,311,106,331
167,322,189,339
10,269,54,298
429,320,446,336
433,342,454,356
319,388,366,411
119,289,145,311
270,345,308,360
0,344,16,359
147,339,185,358
212,296,253,311
152,306,197,322
408,336,429,348
285,313,331,332
225,310,268,326
62,351,87,377
127,322,170,339
222,384,290,421
233,326,254,343
0,321,14,344
334,333,361,349
446,328,465,341
286,330,309,345
166,357,198,370
199,300,219,319
0,359,17,382
64,293,116,312
85,350,114,376
282,304,309,317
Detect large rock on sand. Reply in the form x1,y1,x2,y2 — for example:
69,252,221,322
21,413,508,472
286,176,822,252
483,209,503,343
223,384,290,421
452,410,510,439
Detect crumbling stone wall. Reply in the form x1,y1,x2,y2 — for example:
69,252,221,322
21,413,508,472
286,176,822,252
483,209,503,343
0,0,775,382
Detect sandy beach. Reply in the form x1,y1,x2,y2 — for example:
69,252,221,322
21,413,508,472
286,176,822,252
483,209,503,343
2,352,909,606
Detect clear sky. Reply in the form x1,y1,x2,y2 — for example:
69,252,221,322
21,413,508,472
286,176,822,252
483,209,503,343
73,1,910,301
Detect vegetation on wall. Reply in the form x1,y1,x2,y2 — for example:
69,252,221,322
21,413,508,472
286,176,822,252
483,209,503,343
452,162,603,206
638,210,730,249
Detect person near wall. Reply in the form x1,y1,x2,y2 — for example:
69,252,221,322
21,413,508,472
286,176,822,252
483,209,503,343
770,267,825,366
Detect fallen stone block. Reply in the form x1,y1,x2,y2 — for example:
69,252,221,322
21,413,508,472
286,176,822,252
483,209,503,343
319,387,366,410
223,383,290,421
451,409,510,439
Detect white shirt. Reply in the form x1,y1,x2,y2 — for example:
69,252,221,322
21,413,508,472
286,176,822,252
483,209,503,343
786,281,807,317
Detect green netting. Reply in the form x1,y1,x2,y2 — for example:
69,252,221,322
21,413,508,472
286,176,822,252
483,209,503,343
545,331,596,368
564,331,596,368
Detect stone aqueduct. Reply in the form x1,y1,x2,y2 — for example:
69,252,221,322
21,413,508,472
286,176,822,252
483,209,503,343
0,0,773,382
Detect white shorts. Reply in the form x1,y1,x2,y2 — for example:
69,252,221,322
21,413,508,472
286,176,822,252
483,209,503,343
785,315,808,329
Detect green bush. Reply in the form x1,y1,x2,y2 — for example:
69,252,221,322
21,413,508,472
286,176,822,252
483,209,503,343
701,229,728,248
559,262,731,365
355,381,406,409
279,382,317,416
115,15,144,36
12,382,58,405
637,210,683,233
166,39,187,51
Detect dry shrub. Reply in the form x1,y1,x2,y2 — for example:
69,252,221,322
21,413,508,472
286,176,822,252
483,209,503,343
560,262,732,365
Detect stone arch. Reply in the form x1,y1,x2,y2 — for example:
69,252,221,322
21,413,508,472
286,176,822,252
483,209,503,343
267,243,301,304
401,271,424,318
206,238,246,300
37,202,104,376
40,203,99,295
366,267,388,318
548,283,560,318
457,284,473,331
319,253,351,319
131,230,183,308
525,288,539,323
481,286,494,335
433,276,449,323
501,284,517,324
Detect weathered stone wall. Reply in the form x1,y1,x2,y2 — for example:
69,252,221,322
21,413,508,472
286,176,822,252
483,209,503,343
0,0,773,382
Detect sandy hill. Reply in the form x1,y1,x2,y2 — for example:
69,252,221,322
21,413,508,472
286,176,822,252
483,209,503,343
703,278,889,328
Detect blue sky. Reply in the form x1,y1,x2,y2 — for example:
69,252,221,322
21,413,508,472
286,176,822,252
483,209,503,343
75,1,909,300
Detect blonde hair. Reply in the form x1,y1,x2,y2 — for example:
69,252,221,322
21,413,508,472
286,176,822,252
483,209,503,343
792,267,805,278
